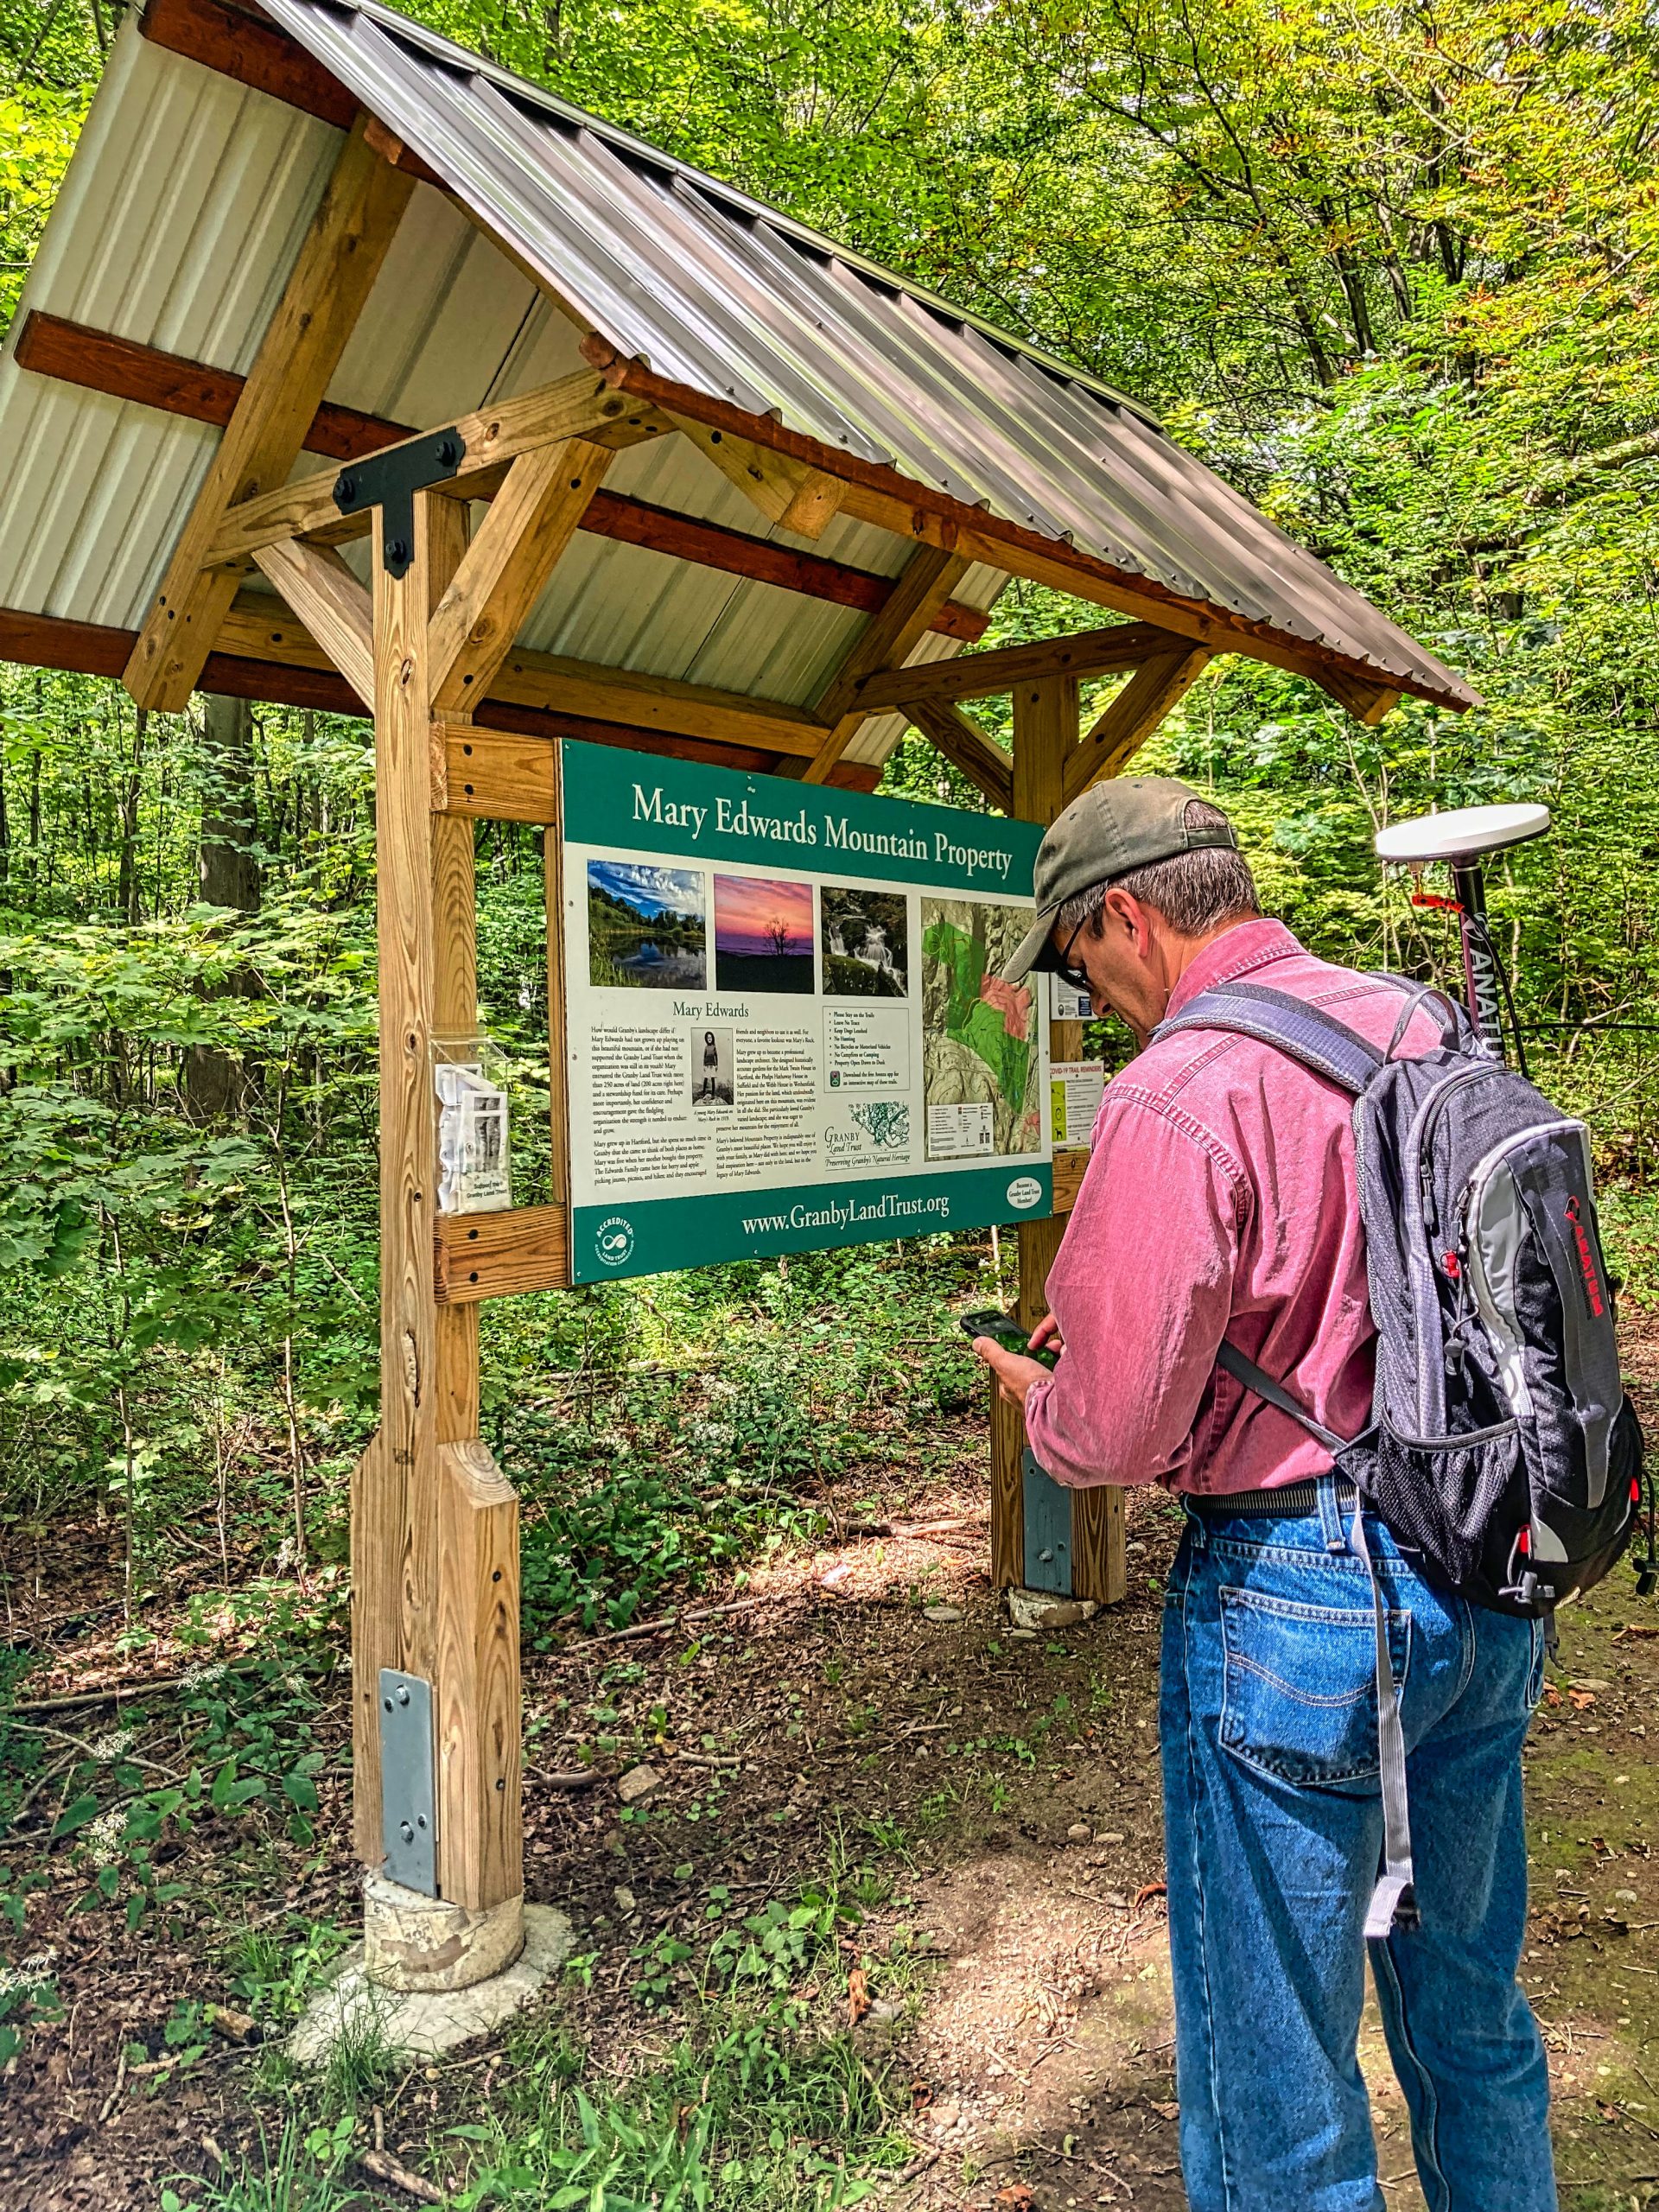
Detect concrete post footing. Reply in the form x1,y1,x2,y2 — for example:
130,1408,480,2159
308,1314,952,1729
288,1883,571,2066
363,1872,524,1992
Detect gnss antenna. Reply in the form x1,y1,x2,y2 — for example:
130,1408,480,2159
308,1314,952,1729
1374,803,1549,1063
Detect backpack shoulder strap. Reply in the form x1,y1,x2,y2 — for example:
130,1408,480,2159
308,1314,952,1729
1152,978,1386,1096
1216,1339,1351,1453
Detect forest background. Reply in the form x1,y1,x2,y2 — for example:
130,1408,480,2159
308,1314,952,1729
3,0,1659,1649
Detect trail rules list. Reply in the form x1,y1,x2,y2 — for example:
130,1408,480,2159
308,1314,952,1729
560,741,1054,1282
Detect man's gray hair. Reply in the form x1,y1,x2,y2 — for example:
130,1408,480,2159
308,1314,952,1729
1056,797,1261,943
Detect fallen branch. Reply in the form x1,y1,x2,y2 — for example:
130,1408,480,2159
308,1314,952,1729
838,1516,984,1542
11,1720,183,1781
572,1597,769,1650
359,2148,448,2203
3,1597,125,1648
10,1661,262,1715
98,2046,128,2124
532,1766,608,1794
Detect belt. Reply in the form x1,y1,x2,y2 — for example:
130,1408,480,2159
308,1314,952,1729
1186,1478,1360,1520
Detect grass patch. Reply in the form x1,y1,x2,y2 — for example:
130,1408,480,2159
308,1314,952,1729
448,1992,912,2209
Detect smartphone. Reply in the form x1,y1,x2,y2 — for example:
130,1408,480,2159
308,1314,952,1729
958,1308,1059,1369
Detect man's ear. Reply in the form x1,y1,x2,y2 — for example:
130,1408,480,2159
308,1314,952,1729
1103,885,1154,957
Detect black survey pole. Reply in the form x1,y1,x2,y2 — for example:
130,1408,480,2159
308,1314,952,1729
1450,857,1505,1058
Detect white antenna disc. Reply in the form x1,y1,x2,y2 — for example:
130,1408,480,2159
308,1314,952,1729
1375,803,1550,863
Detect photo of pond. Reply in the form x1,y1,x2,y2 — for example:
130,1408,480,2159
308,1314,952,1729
588,861,707,988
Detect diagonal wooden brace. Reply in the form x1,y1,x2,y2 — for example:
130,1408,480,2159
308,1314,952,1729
802,546,971,785
1062,647,1214,805
124,116,415,713
902,697,1013,813
251,539,372,705
428,439,613,715
670,411,843,540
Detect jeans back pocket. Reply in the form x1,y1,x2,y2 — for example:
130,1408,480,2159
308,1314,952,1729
1219,1585,1411,1788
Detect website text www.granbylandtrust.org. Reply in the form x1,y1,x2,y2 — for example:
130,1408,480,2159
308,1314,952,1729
739,1191,954,1236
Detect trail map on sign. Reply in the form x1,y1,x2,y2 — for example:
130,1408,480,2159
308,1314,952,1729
921,899,1043,1160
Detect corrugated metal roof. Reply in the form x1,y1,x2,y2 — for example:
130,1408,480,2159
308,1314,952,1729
251,0,1475,707
0,0,1478,745
0,24,1009,764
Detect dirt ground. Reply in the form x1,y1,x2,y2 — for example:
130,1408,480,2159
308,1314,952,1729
3,1411,1658,2209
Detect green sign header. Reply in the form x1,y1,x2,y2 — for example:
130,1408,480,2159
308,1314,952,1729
560,740,1040,893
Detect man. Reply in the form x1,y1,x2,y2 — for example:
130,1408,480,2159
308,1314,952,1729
972,776,1553,2212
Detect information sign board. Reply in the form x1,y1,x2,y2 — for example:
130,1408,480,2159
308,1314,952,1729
559,741,1052,1282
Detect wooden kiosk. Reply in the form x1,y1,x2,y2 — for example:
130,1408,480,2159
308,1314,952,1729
0,0,1478,1987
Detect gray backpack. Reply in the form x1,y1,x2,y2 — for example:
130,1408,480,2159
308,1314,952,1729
1154,976,1651,1934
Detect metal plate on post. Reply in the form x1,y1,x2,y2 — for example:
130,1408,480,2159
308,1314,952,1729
334,427,466,578
1021,1446,1073,1594
379,1669,437,1895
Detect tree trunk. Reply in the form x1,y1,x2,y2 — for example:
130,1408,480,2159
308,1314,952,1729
115,707,147,925
185,694,262,1118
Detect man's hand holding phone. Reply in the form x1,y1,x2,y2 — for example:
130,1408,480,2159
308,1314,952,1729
960,1308,1064,1410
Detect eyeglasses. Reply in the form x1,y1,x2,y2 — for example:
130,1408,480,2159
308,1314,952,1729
1052,916,1092,994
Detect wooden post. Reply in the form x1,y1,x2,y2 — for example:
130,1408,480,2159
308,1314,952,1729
353,488,524,1956
991,676,1126,1605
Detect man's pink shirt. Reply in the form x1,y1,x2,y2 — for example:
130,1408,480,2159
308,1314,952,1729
1024,917,1438,1497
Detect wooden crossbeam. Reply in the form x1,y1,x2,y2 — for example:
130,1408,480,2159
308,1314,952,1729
250,540,372,704
492,650,828,756
12,312,990,641
205,377,668,567
0,600,882,786
140,0,358,126
591,495,987,641
435,1205,570,1302
431,722,556,822
902,698,1013,814
855,620,1176,713
428,441,611,714
1062,647,1214,805
12,312,398,461
216,590,828,753
802,547,971,785
124,118,416,712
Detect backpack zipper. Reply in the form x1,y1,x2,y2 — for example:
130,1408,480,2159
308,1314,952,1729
1410,1060,1510,1235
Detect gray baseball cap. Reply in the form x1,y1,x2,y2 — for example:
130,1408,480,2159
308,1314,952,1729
1002,776,1238,984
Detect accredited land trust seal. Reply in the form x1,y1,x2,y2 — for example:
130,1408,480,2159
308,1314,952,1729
1006,1175,1043,1211
594,1215,637,1268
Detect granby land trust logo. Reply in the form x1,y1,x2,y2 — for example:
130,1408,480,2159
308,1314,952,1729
1006,1175,1043,1211
594,1215,636,1268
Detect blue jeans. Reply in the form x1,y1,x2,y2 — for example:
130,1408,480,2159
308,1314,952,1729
1160,1481,1554,2212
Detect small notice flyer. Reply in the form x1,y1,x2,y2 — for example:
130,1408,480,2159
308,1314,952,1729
560,741,1053,1282
1050,1061,1106,1150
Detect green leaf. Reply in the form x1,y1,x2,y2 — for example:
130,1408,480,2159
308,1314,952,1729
52,1795,101,1837
209,1760,265,1812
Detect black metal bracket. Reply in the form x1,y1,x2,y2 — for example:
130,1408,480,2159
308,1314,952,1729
334,427,467,580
